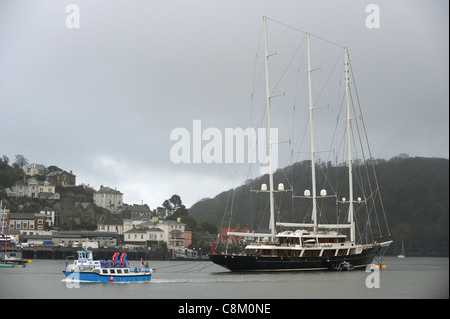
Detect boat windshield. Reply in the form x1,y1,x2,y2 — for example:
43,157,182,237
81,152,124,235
77,251,93,260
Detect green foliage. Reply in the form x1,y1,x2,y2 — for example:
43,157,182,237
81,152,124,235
164,194,188,220
0,157,24,189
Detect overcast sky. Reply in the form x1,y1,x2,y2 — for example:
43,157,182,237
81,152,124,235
0,0,448,209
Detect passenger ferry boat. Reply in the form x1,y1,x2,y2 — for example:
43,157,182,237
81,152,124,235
209,17,392,272
63,251,152,283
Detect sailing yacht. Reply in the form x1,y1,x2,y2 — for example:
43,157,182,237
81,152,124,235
209,17,392,271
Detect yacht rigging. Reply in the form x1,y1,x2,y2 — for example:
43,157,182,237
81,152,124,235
209,16,392,271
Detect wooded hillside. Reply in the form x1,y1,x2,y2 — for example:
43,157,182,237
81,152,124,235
189,156,449,257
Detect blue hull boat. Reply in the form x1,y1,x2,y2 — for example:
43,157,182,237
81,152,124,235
63,251,152,283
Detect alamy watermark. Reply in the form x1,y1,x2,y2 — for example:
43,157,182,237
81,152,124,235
365,264,381,288
65,4,80,29
365,4,380,29
169,120,279,174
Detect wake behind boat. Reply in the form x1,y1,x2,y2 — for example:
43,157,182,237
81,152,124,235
209,17,392,272
63,250,153,283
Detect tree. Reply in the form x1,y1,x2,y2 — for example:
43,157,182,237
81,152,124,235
163,194,188,220
14,154,28,170
199,221,217,234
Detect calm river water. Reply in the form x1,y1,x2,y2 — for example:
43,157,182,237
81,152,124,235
0,257,448,300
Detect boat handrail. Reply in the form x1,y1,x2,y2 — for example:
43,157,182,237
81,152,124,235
133,267,151,273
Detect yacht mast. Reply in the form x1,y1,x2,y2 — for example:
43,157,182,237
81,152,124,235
344,47,356,242
306,33,318,234
263,16,276,241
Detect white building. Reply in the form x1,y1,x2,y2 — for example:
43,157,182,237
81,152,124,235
123,217,186,249
93,186,123,213
10,178,58,199
96,215,124,234
40,206,56,227
157,219,186,249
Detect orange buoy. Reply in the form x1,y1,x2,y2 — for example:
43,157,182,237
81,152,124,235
110,276,114,281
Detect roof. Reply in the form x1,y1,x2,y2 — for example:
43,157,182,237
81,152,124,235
97,215,123,226
39,181,54,186
125,205,151,212
29,164,46,170
123,228,148,234
75,202,91,210
46,170,75,177
52,231,118,238
96,186,123,195
163,220,186,226
9,213,37,220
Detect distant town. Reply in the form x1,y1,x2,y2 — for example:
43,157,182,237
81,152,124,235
0,155,243,259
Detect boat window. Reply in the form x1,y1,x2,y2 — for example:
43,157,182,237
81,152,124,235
303,250,321,257
261,250,272,257
102,269,108,274
124,269,129,274
322,249,336,257
337,249,348,256
110,269,115,274
117,269,122,274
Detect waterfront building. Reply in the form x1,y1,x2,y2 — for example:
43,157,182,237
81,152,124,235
97,215,124,234
8,212,47,235
51,231,118,248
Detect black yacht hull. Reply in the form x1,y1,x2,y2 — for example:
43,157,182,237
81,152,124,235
209,246,379,272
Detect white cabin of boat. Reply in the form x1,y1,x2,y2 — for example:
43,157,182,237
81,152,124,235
242,229,367,258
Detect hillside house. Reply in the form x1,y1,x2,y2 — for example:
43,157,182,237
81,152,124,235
25,164,46,176
45,170,76,187
54,200,95,227
10,178,58,200
93,186,123,213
